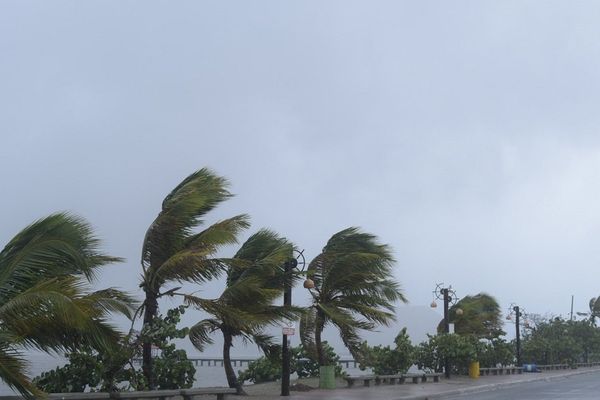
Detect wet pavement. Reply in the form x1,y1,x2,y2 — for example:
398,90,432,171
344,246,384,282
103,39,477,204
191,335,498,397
249,367,600,400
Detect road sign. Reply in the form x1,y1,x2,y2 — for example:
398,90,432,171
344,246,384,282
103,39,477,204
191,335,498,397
282,320,296,336
282,327,295,335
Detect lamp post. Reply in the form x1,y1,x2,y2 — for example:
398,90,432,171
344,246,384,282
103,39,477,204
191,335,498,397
281,250,313,397
430,283,460,378
506,304,524,367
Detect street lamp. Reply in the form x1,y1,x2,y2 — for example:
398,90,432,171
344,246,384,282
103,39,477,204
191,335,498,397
506,304,525,367
281,250,314,397
430,283,460,378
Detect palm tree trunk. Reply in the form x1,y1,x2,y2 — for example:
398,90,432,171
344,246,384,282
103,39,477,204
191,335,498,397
222,330,245,395
142,292,158,389
315,310,325,366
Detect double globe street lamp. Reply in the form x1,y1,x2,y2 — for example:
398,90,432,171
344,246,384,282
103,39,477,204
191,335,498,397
281,250,315,396
506,304,529,367
430,283,462,378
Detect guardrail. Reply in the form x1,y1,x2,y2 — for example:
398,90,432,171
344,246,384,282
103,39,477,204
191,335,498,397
133,357,359,368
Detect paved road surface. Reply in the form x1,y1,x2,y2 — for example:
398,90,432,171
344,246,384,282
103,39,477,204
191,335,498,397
446,371,600,400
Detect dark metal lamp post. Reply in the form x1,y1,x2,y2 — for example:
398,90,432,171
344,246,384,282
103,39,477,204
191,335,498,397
430,283,460,379
506,304,525,367
281,250,314,396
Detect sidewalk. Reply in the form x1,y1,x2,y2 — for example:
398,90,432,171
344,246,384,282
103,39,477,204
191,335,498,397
244,367,600,400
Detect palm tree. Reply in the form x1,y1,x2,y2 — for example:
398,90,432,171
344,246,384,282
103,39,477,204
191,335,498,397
300,227,406,365
0,213,134,398
588,297,600,325
186,229,300,393
441,293,505,339
139,168,249,387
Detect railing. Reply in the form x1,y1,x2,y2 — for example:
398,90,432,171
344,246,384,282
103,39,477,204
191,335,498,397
133,357,359,368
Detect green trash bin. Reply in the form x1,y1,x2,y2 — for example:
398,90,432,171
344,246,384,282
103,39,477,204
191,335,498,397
319,365,336,389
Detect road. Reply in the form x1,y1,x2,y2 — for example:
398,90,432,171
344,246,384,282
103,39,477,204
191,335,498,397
445,371,600,400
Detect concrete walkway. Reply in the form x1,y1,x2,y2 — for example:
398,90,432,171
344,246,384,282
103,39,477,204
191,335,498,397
247,367,600,400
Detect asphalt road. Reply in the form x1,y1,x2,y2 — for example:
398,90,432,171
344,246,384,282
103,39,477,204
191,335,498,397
445,371,600,400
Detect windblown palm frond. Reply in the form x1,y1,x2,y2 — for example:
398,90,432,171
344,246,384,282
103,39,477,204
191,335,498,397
301,227,406,365
0,213,132,398
0,333,42,399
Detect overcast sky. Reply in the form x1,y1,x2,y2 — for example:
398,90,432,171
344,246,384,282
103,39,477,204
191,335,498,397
2,1,600,352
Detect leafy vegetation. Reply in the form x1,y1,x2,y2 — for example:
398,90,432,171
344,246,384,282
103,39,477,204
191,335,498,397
300,228,406,365
359,328,414,374
415,334,478,374
34,307,195,392
0,214,133,398
521,317,600,365
476,338,514,368
237,343,342,384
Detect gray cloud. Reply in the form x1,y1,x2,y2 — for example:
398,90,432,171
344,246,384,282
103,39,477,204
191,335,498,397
2,1,600,355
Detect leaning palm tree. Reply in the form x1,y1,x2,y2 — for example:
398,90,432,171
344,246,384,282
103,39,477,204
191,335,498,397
0,213,134,398
186,229,300,393
300,227,406,365
442,293,505,339
139,168,249,387
588,297,600,325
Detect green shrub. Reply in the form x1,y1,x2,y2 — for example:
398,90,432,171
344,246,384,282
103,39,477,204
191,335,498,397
237,342,343,384
34,307,195,392
415,334,477,375
359,328,414,375
476,338,514,367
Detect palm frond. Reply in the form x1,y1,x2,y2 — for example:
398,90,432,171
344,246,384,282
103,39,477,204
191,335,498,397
80,288,138,321
0,334,42,400
151,256,228,288
189,319,219,351
299,307,318,360
0,276,122,353
0,213,122,303
141,168,234,275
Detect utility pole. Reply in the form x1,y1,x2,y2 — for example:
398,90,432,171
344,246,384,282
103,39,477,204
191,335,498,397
570,295,574,321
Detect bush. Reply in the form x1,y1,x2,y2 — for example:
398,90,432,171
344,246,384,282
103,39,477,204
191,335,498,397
292,342,343,378
359,328,414,375
237,355,281,384
476,339,514,367
237,342,343,384
34,307,195,392
415,334,477,375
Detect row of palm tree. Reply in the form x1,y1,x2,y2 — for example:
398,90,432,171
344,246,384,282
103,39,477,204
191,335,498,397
1,168,405,397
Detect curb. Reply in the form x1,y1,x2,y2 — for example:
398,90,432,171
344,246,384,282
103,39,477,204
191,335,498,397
394,367,600,400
